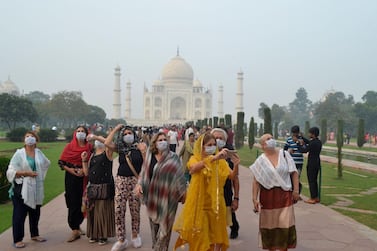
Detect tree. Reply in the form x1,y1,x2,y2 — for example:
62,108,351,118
254,122,258,136
258,123,263,137
248,117,255,150
213,116,219,128
258,102,269,120
49,91,89,128
235,112,245,149
271,104,285,124
320,119,327,144
357,119,365,148
354,91,377,133
219,118,225,125
24,91,50,104
224,114,232,127
289,87,312,127
203,118,208,126
263,107,272,134
273,122,279,139
336,120,344,178
0,94,38,130
304,121,310,138
314,91,355,133
84,105,106,125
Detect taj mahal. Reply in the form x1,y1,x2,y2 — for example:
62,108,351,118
113,50,244,126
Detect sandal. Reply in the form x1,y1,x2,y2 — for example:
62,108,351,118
32,236,46,242
14,242,25,248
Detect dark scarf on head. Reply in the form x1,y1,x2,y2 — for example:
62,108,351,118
116,126,138,154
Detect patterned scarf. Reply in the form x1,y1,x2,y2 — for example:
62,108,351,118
140,147,186,238
116,126,138,154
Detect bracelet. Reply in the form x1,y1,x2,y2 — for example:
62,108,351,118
82,160,88,163
293,191,299,193
234,197,239,201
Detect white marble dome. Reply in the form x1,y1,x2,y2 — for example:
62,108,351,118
161,55,194,82
193,79,202,87
0,77,20,96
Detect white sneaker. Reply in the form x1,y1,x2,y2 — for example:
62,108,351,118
131,235,142,248
111,240,129,251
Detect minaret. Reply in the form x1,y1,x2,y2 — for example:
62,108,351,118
125,80,131,120
113,65,121,119
218,84,224,118
235,70,244,113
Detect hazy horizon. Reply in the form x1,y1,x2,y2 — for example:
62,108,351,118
1,0,376,123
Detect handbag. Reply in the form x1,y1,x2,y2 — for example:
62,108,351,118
87,182,114,200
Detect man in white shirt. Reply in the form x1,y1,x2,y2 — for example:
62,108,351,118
167,125,179,152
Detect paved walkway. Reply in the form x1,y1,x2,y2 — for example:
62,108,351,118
1,163,377,251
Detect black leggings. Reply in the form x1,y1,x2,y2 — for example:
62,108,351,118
65,171,84,230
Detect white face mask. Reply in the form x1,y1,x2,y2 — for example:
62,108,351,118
76,132,86,140
216,139,226,149
94,140,105,149
25,136,36,146
156,141,168,151
123,134,134,144
265,138,276,149
205,145,217,155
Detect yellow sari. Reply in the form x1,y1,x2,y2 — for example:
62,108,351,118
173,134,230,251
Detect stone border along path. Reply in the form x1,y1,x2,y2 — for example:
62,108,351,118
328,186,377,215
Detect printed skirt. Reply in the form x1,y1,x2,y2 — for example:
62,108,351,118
259,187,297,250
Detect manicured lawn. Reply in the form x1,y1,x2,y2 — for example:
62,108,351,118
0,141,67,233
238,145,377,231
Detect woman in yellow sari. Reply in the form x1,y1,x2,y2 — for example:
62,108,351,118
173,133,239,251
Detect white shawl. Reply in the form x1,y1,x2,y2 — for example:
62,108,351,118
7,148,50,209
250,150,297,191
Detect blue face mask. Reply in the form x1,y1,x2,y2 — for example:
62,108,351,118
205,145,217,155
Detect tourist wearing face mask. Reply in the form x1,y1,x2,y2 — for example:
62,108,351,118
249,134,299,251
173,133,239,251
134,132,186,251
211,128,240,239
58,126,92,242
6,131,50,248
104,124,145,250
81,136,115,245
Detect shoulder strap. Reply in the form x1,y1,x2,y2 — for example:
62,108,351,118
125,154,139,178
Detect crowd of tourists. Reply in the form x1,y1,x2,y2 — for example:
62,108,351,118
6,123,322,250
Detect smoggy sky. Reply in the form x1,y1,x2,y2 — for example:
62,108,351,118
1,0,376,122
